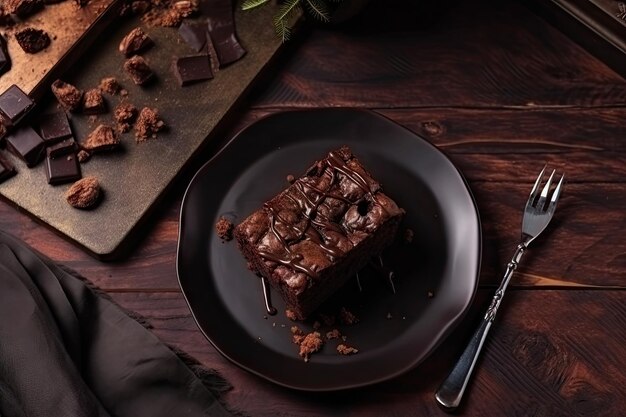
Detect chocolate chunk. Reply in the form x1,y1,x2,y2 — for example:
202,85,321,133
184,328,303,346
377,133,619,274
15,28,50,54
66,176,100,209
0,34,11,76
123,55,154,85
172,55,213,86
5,0,43,17
178,20,207,52
0,85,33,126
207,3,246,67
0,152,16,183
51,80,83,112
45,150,81,185
114,102,137,133
47,137,76,157
82,124,119,152
5,126,44,167
118,27,153,57
38,112,72,143
99,77,122,95
134,107,164,142
82,88,106,115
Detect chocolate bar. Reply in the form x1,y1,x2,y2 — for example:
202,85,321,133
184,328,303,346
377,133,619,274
0,85,34,127
5,126,45,167
172,55,213,86
38,112,72,143
45,149,81,185
47,138,77,157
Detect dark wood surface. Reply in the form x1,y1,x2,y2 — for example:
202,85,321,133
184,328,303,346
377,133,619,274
1,0,625,415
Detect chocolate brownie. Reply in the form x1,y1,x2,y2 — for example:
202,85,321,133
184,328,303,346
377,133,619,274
234,146,405,320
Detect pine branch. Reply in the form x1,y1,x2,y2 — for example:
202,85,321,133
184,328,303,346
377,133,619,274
274,0,301,23
274,19,292,42
241,0,270,10
304,0,330,22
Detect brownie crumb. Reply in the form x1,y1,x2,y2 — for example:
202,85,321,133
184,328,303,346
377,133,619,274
404,228,414,244
215,216,233,241
99,77,122,95
286,174,295,184
66,176,101,209
5,0,42,17
339,307,359,325
326,329,341,340
114,102,137,133
119,27,153,57
16,28,50,54
51,80,83,112
82,89,106,115
124,55,154,85
299,332,323,362
82,124,119,152
285,309,297,321
77,149,91,163
291,325,305,345
427,291,434,298
312,321,321,330
134,107,164,141
337,344,359,355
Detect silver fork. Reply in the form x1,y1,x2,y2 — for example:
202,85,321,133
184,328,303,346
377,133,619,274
435,166,565,410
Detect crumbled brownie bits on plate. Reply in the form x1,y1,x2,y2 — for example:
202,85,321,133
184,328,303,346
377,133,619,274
215,216,233,241
291,326,305,345
82,89,106,115
114,102,137,133
298,332,323,362
15,28,50,54
339,307,359,325
66,176,101,209
337,344,359,355
134,107,164,141
51,80,83,112
285,309,297,321
82,125,119,152
326,329,341,340
124,55,154,85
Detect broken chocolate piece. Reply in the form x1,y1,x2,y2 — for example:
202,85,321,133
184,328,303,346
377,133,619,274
124,55,154,85
38,112,72,143
82,89,106,115
45,150,81,185
15,28,50,54
5,126,45,167
0,152,16,183
207,1,246,67
66,176,100,209
51,80,83,112
118,27,154,57
172,55,213,86
82,125,119,152
47,137,76,157
0,34,11,75
5,0,43,17
0,85,33,126
114,102,137,133
134,107,164,141
178,20,207,52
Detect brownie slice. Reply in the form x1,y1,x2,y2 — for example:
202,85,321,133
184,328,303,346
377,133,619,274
234,146,405,320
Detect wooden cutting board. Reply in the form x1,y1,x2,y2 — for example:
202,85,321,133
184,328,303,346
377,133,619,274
0,5,283,258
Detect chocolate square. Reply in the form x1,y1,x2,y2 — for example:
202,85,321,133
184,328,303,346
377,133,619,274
0,85,33,126
178,21,207,52
0,151,16,183
172,55,213,86
38,112,72,143
45,150,81,185
47,137,76,157
6,125,44,167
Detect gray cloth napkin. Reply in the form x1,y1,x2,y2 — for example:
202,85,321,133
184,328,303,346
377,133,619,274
0,231,234,417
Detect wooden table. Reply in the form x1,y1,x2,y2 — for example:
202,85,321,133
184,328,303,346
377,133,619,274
2,0,625,415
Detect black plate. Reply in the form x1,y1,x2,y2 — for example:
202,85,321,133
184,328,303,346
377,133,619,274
177,109,481,391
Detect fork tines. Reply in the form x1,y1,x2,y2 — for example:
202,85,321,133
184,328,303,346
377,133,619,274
528,166,565,212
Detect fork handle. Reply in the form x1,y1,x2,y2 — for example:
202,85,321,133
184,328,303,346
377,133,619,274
435,243,526,410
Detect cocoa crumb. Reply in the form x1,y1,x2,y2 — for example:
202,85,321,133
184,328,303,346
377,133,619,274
65,176,101,209
82,125,119,152
142,8,183,27
326,329,341,340
114,102,137,133
124,55,154,85
118,27,153,56
285,309,297,321
427,291,434,298
51,80,83,112
339,307,359,325
404,228,414,244
15,27,49,53
77,150,91,163
291,326,305,345
134,107,164,141
337,344,359,355
82,89,106,115
99,77,122,95
286,174,295,184
298,332,323,362
215,216,233,241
